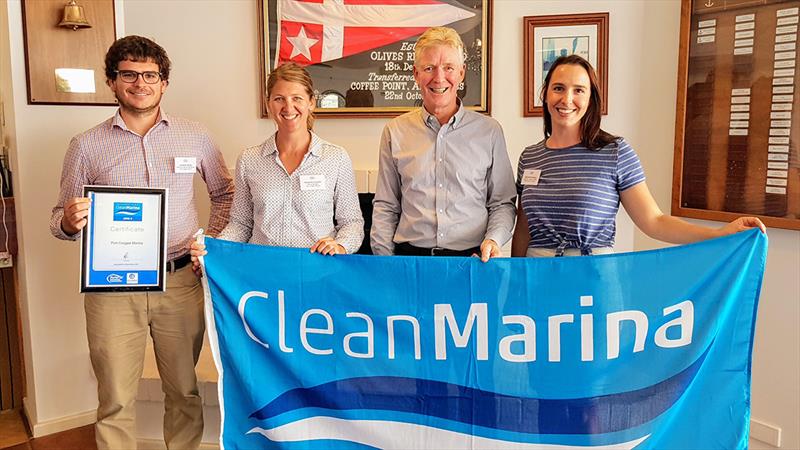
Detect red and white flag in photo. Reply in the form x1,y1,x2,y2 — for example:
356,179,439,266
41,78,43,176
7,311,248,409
275,0,476,66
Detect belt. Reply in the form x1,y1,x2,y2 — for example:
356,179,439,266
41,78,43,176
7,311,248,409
553,241,611,257
395,242,480,257
167,253,192,272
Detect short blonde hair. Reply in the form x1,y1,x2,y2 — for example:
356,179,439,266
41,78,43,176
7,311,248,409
267,62,316,130
414,27,465,65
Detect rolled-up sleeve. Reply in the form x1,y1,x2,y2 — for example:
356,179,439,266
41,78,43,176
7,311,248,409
198,135,234,236
50,137,88,241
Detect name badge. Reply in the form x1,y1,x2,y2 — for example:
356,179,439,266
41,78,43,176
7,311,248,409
521,169,542,186
300,175,326,190
174,157,197,173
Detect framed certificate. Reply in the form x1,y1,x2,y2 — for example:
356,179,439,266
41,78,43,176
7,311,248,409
80,186,168,292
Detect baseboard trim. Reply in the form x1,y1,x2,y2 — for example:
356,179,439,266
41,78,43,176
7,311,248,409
28,408,96,438
21,396,35,431
751,417,782,447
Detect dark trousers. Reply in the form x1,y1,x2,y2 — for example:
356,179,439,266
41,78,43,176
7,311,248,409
394,242,480,257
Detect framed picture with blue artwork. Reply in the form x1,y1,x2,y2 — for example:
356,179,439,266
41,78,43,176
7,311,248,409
523,12,608,117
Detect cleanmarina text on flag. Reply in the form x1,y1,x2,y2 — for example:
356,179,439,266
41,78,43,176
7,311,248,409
200,229,767,449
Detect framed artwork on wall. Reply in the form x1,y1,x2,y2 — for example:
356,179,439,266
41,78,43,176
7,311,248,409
257,0,493,118
672,0,799,230
522,12,608,117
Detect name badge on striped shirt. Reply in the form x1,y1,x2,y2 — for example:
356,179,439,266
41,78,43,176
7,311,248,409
521,169,542,186
300,175,326,191
174,157,197,173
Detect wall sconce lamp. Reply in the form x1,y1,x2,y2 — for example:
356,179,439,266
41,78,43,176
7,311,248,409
58,0,92,30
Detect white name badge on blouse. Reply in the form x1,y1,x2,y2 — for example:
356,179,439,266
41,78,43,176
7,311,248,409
300,175,326,190
522,169,542,185
174,157,197,173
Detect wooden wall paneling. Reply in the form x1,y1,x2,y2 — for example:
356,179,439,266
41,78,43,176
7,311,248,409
671,0,692,218
22,0,117,105
0,200,19,410
0,268,12,410
0,199,18,257
4,267,22,409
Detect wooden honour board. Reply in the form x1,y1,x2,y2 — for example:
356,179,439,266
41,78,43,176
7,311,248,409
673,0,800,229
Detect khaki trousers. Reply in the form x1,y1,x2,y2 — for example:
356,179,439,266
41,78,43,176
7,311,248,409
84,265,205,450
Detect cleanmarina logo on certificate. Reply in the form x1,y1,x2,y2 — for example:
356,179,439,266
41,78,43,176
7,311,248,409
112,202,143,222
105,273,123,283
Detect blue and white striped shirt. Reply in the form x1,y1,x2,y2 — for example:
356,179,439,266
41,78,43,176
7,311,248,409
516,138,645,252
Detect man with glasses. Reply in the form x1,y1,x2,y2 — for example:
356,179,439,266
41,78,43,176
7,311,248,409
50,35,233,450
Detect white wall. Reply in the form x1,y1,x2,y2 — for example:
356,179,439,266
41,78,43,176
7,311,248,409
3,0,108,428
1,0,797,447
628,3,800,449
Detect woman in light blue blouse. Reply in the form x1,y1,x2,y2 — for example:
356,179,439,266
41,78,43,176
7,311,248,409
191,63,364,270
511,55,764,257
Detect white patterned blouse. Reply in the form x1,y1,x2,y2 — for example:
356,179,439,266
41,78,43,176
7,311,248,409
218,132,365,253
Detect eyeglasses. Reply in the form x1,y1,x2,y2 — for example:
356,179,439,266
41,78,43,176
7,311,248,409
114,70,163,84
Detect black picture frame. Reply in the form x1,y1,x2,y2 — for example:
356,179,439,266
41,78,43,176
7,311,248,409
258,0,493,117
80,186,167,293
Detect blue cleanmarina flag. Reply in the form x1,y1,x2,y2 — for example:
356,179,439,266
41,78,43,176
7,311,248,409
200,229,767,450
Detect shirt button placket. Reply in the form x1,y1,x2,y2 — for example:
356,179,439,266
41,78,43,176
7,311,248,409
435,128,446,246
141,136,152,187
283,176,292,246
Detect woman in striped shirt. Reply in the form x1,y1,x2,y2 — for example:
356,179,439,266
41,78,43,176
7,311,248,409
511,55,764,257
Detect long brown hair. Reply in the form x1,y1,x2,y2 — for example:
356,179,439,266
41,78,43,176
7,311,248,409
267,63,316,130
540,55,617,149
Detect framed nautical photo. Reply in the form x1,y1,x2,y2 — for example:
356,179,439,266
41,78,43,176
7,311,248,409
258,0,493,117
80,186,167,292
523,12,609,117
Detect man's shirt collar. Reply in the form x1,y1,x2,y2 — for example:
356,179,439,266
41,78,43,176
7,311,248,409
421,100,465,131
111,108,170,133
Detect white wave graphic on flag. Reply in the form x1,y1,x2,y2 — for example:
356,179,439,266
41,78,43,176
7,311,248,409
248,417,649,449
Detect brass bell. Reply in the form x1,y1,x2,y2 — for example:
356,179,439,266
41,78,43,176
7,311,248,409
58,0,92,31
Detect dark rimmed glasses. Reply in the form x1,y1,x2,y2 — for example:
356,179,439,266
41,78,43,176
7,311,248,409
114,70,163,84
